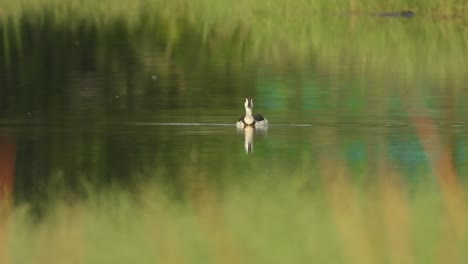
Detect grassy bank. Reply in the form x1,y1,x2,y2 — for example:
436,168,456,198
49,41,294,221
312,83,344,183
1,167,467,264
1,0,466,84
1,0,467,23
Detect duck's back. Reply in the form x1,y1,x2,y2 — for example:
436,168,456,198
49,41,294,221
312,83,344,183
253,114,265,121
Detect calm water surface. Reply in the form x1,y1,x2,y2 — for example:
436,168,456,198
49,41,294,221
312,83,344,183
1,14,468,209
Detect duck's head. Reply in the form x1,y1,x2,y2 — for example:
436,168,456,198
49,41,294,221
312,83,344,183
244,98,253,110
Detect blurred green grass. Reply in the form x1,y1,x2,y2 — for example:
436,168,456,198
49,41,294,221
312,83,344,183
2,164,467,264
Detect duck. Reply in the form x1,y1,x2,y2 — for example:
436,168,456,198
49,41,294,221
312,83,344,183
236,98,268,129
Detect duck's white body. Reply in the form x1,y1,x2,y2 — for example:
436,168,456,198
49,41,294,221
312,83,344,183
236,98,268,129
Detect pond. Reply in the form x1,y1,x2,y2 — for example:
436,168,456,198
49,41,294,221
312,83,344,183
0,5,468,263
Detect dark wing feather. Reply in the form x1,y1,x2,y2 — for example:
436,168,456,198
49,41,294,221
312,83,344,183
238,115,246,122
253,114,265,121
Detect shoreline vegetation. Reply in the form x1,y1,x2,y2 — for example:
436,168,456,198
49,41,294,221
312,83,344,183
0,0,467,32
0,0,467,21
0,0,466,80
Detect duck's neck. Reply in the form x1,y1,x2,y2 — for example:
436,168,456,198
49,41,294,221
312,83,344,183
245,108,253,116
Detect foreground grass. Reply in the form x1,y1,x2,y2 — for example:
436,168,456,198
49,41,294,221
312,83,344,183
2,168,467,264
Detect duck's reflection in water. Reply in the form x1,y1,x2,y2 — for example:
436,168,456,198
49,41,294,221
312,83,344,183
237,126,268,153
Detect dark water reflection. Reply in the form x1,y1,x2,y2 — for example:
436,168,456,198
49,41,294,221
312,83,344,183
1,14,468,210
